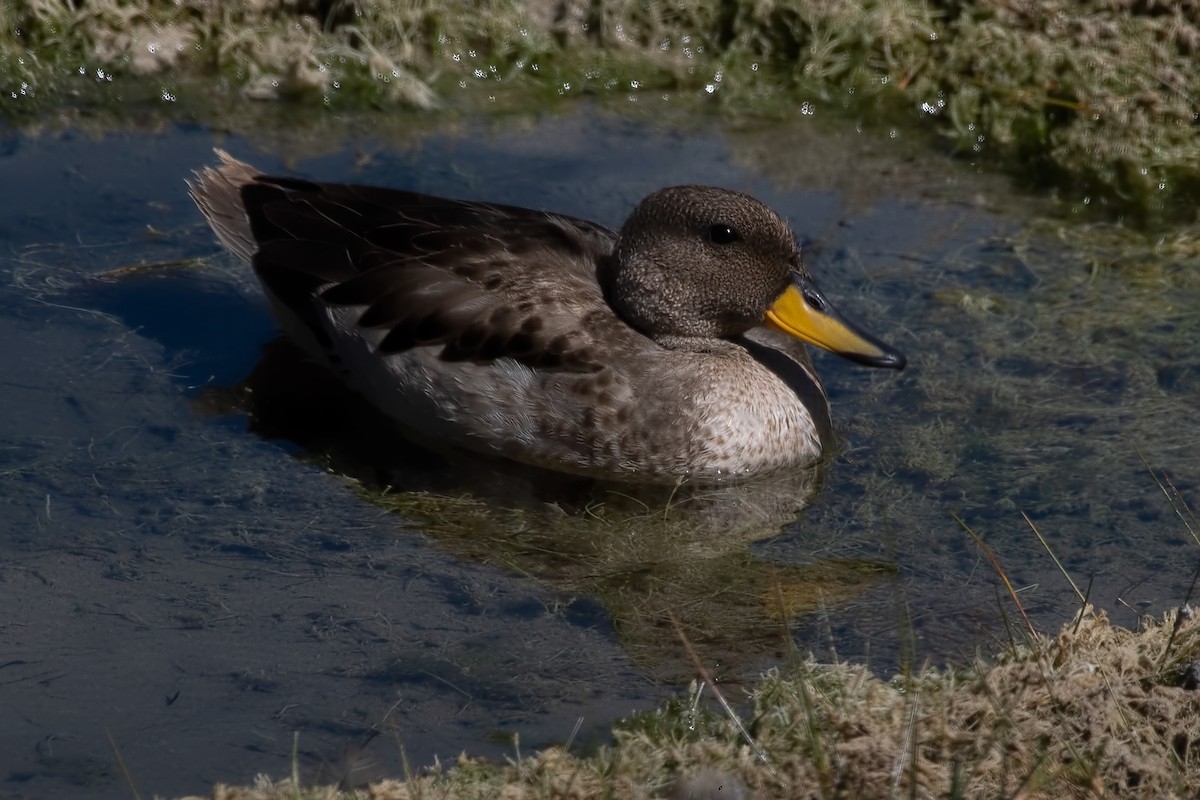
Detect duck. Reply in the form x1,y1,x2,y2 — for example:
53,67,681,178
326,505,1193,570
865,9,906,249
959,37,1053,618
189,149,904,484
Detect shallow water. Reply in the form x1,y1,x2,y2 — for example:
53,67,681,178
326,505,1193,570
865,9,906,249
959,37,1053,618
1,106,1197,798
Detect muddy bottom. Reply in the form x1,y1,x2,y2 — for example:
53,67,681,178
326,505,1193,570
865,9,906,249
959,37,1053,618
1,106,1197,799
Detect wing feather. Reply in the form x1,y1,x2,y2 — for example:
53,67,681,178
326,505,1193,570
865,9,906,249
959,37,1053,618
232,173,618,373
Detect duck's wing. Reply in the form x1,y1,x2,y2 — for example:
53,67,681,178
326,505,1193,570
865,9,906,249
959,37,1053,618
191,151,621,373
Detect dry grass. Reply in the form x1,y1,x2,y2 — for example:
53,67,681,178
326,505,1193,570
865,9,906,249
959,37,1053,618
173,606,1200,799
2,1,1197,228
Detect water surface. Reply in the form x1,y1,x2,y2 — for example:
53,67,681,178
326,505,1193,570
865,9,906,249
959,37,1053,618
1,106,1197,798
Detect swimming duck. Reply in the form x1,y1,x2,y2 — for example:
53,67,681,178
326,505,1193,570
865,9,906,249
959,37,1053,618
190,150,904,483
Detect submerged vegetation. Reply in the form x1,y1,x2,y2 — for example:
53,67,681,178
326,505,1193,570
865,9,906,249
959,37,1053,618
2,0,1198,227
5,4,1198,798
180,607,1200,799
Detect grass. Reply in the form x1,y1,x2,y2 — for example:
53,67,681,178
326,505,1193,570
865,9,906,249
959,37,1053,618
152,340,1200,797
2,0,1198,229
6,5,1197,795
172,605,1200,799
143,418,1199,799
146,440,1200,798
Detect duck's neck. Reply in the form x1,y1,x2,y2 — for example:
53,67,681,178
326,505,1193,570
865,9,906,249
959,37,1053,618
734,333,833,450
598,254,661,342
598,254,735,352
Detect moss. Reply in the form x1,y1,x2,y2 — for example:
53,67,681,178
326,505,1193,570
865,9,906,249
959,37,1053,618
3,1,1198,228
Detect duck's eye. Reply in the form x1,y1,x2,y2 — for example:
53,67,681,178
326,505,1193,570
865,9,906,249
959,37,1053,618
708,224,741,245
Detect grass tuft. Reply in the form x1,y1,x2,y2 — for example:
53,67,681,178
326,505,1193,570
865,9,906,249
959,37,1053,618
2,1,1198,227
169,608,1200,799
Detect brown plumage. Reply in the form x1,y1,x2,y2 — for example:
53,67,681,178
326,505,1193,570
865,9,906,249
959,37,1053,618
189,150,904,483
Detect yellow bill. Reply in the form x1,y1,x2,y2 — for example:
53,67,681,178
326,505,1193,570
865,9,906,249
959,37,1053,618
765,275,905,369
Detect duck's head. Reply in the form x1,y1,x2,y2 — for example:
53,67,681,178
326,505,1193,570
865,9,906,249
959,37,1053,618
608,186,905,369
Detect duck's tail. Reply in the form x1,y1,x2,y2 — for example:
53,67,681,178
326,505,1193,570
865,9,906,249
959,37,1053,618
187,149,261,265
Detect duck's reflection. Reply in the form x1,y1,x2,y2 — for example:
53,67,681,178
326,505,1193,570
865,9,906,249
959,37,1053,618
197,337,893,679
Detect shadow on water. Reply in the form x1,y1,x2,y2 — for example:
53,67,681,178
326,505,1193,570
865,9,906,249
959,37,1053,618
1,105,1198,799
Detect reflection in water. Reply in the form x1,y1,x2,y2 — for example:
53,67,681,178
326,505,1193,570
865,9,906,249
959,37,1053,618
7,109,1198,800
197,337,894,678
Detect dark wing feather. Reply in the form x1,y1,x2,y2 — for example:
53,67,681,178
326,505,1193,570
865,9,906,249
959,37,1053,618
253,238,355,349
238,175,619,372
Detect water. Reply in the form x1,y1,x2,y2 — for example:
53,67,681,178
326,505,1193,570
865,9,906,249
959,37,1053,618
1,106,1197,798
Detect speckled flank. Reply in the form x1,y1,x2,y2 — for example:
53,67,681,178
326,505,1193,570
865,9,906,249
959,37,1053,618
325,318,821,481
189,149,900,483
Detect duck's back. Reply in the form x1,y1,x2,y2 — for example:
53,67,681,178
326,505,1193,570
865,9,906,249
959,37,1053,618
190,153,830,482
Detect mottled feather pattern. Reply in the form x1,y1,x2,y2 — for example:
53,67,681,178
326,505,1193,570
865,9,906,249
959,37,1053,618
187,150,905,482
243,176,614,372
